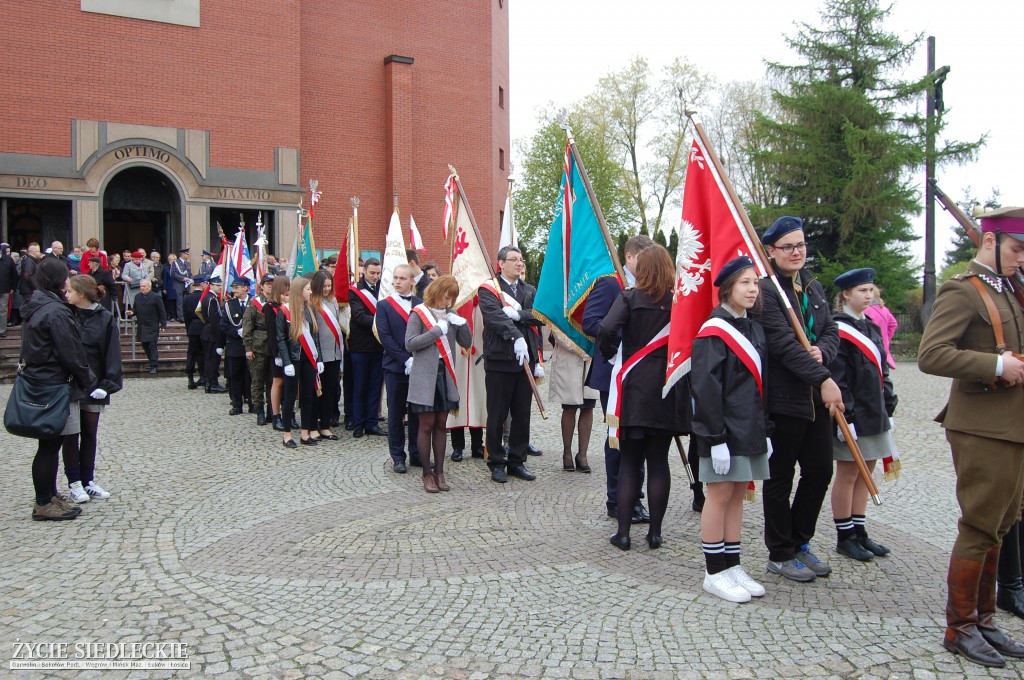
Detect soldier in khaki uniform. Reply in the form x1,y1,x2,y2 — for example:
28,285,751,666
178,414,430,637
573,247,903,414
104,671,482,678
243,274,275,426
919,207,1024,668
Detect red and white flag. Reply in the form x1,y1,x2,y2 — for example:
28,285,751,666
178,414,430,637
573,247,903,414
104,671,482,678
409,214,427,252
664,137,768,394
449,178,495,309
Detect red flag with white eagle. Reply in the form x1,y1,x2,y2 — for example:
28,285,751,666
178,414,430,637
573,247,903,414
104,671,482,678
664,137,768,394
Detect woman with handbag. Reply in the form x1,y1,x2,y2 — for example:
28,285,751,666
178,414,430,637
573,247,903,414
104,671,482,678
62,274,122,503
405,275,472,493
17,258,98,521
277,277,322,448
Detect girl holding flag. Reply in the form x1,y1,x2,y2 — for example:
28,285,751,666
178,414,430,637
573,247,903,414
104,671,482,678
690,256,772,603
405,275,472,493
277,277,323,448
310,271,343,441
828,268,898,562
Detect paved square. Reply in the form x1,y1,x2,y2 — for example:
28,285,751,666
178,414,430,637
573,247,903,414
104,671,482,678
1,364,1021,678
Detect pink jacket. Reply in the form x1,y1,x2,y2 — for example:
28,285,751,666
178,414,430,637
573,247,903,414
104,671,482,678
864,303,897,368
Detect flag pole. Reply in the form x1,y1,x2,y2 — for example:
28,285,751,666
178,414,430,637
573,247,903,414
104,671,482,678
448,164,548,420
687,111,881,506
562,124,626,284
350,197,360,284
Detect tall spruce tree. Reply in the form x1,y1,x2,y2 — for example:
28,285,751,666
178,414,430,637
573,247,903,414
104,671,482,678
751,0,982,302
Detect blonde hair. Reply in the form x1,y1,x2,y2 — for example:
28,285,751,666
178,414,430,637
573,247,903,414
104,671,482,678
423,275,460,308
287,277,317,342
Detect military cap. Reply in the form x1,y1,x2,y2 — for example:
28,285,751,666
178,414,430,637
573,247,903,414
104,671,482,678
762,216,804,246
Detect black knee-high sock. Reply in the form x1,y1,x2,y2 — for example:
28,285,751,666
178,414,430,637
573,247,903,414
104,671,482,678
724,541,741,568
703,541,726,575
33,438,62,506
851,514,867,537
835,516,856,541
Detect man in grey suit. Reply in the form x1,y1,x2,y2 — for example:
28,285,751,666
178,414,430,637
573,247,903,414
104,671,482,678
170,248,193,321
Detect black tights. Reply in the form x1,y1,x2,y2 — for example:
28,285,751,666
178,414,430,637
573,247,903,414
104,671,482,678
61,410,101,486
616,435,672,540
417,411,449,475
33,438,62,506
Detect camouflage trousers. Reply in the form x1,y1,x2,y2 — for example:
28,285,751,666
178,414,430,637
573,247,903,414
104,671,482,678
249,351,270,409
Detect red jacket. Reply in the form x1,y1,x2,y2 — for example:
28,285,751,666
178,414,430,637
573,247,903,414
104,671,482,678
79,250,109,274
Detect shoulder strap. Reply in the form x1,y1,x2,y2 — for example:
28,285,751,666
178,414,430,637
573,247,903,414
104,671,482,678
968,275,1006,353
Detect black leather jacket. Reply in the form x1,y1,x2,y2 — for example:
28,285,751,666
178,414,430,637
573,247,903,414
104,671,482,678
276,306,321,368
75,304,123,406
19,290,96,400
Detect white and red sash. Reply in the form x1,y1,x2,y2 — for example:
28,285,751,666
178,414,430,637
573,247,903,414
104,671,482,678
479,281,521,311
350,285,377,313
280,303,322,394
606,323,670,449
380,293,412,321
837,320,883,385
318,305,342,349
695,317,763,397
251,295,265,313
412,304,458,387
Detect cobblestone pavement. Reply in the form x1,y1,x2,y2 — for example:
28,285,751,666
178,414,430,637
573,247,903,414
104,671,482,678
2,363,1022,679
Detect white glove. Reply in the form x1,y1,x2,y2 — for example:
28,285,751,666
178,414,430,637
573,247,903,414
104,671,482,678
284,364,296,377
838,423,857,443
216,348,224,356
888,417,894,433
89,388,108,400
711,443,731,475
502,306,521,321
317,362,324,374
274,357,283,367
534,364,545,378
513,337,529,366
436,319,449,334
766,438,773,459
404,357,414,376
446,312,467,326
237,328,243,337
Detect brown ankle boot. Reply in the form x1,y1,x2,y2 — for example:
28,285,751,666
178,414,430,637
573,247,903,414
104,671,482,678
979,546,1024,658
944,556,1005,667
435,471,450,491
422,473,439,493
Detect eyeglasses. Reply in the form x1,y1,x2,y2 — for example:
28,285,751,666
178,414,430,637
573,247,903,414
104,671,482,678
772,242,808,255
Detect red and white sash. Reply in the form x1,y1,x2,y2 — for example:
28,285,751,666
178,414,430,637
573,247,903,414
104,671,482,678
318,305,342,348
412,304,458,387
280,303,321,394
251,296,265,313
695,317,763,397
837,320,883,385
350,285,377,313
606,324,670,449
380,293,412,322
479,281,521,311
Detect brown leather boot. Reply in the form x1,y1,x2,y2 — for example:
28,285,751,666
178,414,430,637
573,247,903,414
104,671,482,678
979,546,1024,658
434,470,450,492
944,556,1005,667
422,473,439,494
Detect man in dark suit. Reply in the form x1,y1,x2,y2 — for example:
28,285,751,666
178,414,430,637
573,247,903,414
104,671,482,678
479,246,543,483
182,280,205,389
349,258,385,438
219,277,251,415
376,264,422,472
170,248,193,322
200,275,227,393
129,277,167,374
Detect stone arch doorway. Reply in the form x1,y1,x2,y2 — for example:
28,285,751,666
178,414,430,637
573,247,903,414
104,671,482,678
102,166,182,258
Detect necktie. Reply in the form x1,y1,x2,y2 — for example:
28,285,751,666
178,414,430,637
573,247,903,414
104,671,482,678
510,281,518,296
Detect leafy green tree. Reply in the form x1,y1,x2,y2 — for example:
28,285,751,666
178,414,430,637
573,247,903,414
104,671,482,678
653,227,668,249
750,0,984,302
667,227,679,261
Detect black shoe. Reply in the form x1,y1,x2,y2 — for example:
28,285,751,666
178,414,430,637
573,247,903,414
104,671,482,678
206,385,227,394
353,428,364,438
318,432,340,441
330,417,341,428
607,504,617,519
300,437,318,446
632,503,650,524
256,412,267,426
998,584,1024,619
196,378,207,387
272,415,286,431
291,417,300,430
490,467,508,483
858,533,891,557
365,425,387,436
471,448,485,459
836,537,874,561
527,444,543,456
451,449,464,462
610,534,631,551
393,461,408,474
247,404,257,414
228,407,243,416
187,380,198,390
646,534,663,550
507,465,536,481
282,439,297,449
344,419,355,431
147,367,158,375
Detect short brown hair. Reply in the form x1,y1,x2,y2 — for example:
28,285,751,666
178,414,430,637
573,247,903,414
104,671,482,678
633,245,675,299
624,235,655,257
270,275,290,304
69,273,102,302
423,274,460,308
86,238,100,248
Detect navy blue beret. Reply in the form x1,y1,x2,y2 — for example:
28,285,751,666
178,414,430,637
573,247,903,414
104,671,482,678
714,255,756,287
833,268,875,290
762,216,804,245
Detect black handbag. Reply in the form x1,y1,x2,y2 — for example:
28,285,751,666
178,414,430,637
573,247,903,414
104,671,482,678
4,373,71,439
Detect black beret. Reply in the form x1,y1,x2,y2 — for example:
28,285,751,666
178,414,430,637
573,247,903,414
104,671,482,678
714,255,756,288
762,216,804,246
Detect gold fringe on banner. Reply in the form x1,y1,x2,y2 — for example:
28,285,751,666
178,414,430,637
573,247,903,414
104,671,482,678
744,481,756,503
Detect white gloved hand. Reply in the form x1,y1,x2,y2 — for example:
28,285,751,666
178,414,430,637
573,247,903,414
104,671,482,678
274,357,283,367
284,364,296,377
404,357,414,376
766,438,774,459
513,337,529,366
711,443,731,475
215,348,224,356
435,319,449,334
838,423,857,443
317,362,324,375
237,328,243,337
89,388,108,400
888,417,894,433
534,364,545,379
447,312,467,326
502,306,521,321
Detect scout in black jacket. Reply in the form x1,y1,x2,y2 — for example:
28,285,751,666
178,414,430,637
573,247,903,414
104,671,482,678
750,216,844,583
827,268,898,562
691,257,772,603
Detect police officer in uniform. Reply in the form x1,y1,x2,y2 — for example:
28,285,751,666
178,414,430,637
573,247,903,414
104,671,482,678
198,251,216,281
200,274,227,393
919,207,1024,668
220,277,252,415
182,279,205,389
170,248,193,322
243,274,274,425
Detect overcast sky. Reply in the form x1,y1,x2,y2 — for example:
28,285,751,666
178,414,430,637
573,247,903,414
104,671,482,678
508,0,1024,265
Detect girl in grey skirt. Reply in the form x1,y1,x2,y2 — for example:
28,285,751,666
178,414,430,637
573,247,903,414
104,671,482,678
690,256,772,603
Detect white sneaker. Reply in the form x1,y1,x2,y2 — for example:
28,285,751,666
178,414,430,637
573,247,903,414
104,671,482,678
68,481,91,504
727,565,766,597
703,570,751,603
85,482,110,500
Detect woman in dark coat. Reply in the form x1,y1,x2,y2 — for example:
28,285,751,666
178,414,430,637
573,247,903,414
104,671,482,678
20,258,98,520
597,245,691,551
277,277,322,447
266,276,289,431
63,274,122,503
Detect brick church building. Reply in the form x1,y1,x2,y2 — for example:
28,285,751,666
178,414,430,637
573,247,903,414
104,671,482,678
0,0,511,265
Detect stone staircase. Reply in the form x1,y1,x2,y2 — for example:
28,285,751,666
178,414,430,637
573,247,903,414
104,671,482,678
0,319,191,383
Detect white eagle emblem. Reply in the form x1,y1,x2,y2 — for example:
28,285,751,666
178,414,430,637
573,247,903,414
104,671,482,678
673,219,711,301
